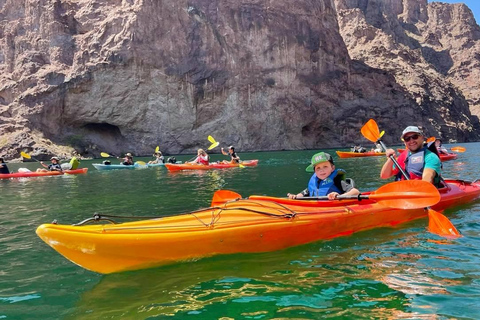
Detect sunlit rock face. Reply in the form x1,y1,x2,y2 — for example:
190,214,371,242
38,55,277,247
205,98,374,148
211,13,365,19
335,0,480,141
0,0,478,159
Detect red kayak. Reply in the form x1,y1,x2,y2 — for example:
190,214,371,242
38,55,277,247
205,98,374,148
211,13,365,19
336,151,385,158
397,149,457,162
165,160,259,171
0,168,88,179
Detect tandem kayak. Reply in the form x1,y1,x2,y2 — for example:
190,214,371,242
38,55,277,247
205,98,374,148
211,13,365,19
336,151,385,158
165,160,259,171
92,162,147,170
397,149,458,162
36,179,480,274
0,168,88,180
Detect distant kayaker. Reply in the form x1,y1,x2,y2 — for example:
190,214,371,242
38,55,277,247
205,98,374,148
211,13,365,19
121,153,134,166
287,152,359,200
435,139,449,155
221,146,240,163
0,157,10,174
380,126,441,186
148,151,164,164
37,157,63,172
188,149,209,165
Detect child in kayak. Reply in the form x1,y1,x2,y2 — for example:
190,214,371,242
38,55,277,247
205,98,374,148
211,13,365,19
188,149,209,165
0,157,10,174
287,152,359,200
148,151,164,164
221,146,240,163
37,157,63,172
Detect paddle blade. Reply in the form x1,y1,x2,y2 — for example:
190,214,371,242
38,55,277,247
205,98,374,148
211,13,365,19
155,146,160,153
451,146,466,153
427,209,461,238
361,119,381,143
239,163,245,168
370,180,441,209
100,152,111,158
211,190,242,207
207,135,217,144
135,161,146,166
379,130,385,138
426,136,436,143
208,141,220,150
20,151,31,159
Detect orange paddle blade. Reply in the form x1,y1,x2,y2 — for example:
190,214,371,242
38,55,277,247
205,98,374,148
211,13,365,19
361,119,381,143
369,180,441,209
427,209,461,238
451,146,466,153
211,190,242,207
426,136,436,143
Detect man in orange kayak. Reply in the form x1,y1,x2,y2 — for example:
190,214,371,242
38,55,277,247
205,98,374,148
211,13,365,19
37,157,63,172
380,126,442,186
287,152,359,200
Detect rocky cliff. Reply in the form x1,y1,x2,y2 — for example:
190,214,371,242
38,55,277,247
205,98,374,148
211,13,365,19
0,0,479,159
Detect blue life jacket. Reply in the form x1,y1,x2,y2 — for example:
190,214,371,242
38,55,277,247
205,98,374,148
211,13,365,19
307,169,345,196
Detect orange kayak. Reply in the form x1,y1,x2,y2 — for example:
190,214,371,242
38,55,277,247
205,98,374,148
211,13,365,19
397,149,457,162
36,179,480,274
336,151,385,158
0,168,88,179
165,160,259,171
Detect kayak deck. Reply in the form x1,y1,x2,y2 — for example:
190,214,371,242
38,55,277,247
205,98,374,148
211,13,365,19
36,179,480,274
165,160,259,171
0,168,88,179
336,151,385,158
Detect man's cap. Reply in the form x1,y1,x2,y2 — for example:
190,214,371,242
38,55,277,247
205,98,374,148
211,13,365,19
126,153,132,157
51,156,60,161
401,126,424,139
305,152,334,172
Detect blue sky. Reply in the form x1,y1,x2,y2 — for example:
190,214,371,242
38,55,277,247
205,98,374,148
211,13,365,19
429,1,480,24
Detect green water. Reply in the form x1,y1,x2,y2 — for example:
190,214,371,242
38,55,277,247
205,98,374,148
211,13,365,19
1,146,480,319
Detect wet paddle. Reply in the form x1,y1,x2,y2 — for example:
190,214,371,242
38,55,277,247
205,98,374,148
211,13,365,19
207,135,220,150
361,119,461,238
20,151,40,162
100,152,116,158
210,180,440,210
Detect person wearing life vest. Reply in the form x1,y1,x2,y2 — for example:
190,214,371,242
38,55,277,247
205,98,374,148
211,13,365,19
221,146,240,163
188,149,209,165
380,126,442,186
287,152,359,200
0,157,10,174
37,157,63,172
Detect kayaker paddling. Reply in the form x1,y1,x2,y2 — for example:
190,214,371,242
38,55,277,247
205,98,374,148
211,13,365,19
221,146,240,164
187,149,209,165
0,157,10,174
380,126,442,186
287,152,359,200
148,151,164,164
120,153,134,166
36,157,63,172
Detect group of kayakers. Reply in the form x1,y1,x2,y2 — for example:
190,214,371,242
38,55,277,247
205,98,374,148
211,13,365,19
288,125,445,200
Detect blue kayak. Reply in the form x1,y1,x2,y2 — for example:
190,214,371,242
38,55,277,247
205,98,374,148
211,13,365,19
92,162,147,171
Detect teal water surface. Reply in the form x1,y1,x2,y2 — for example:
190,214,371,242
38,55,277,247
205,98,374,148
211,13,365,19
1,145,480,319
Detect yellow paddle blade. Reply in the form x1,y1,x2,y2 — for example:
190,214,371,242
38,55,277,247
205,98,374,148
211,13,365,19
211,190,242,207
207,135,217,144
20,151,31,159
135,161,146,166
369,180,441,209
155,146,160,153
451,146,466,153
361,119,381,143
239,163,245,168
208,141,220,150
379,130,385,138
100,152,112,158
427,208,461,238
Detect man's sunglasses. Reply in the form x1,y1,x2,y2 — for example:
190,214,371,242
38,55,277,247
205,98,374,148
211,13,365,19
403,134,420,142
